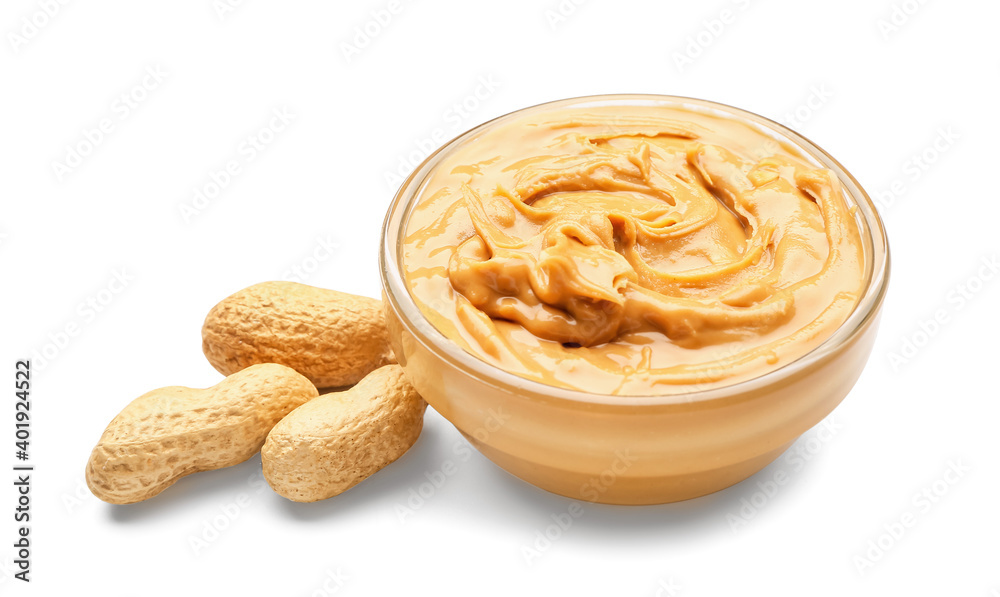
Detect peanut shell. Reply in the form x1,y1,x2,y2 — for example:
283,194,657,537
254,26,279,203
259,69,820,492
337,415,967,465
86,363,318,504
262,365,426,502
202,281,395,388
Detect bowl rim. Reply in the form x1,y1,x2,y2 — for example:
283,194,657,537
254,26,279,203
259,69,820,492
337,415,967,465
379,93,891,406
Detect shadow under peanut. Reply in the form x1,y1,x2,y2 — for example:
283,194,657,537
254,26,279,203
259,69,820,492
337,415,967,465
105,411,824,543
267,418,451,522
104,455,267,523
271,411,825,543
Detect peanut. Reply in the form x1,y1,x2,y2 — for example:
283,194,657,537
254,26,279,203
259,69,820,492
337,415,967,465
86,363,318,504
202,281,395,388
262,365,426,502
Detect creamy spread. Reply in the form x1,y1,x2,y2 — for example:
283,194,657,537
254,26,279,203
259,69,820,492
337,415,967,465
401,103,866,395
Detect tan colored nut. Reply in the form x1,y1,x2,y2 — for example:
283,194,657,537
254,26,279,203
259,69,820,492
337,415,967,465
262,365,427,502
86,364,318,505
202,281,395,388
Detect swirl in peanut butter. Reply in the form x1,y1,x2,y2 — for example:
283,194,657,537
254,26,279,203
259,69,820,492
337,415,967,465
402,105,866,395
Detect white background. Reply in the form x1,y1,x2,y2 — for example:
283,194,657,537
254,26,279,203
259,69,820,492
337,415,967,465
1,0,998,595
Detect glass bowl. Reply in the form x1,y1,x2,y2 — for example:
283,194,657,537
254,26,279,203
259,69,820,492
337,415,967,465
379,94,890,505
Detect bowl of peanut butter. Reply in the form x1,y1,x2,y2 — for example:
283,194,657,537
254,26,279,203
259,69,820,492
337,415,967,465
380,94,889,504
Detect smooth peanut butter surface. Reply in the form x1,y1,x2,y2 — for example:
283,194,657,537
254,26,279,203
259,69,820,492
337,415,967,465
402,104,866,395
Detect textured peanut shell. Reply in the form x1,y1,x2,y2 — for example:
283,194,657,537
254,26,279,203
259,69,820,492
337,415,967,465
86,364,318,504
202,281,395,388
262,365,427,502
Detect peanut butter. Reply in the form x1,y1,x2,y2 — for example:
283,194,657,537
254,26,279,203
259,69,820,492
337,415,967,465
401,104,866,395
